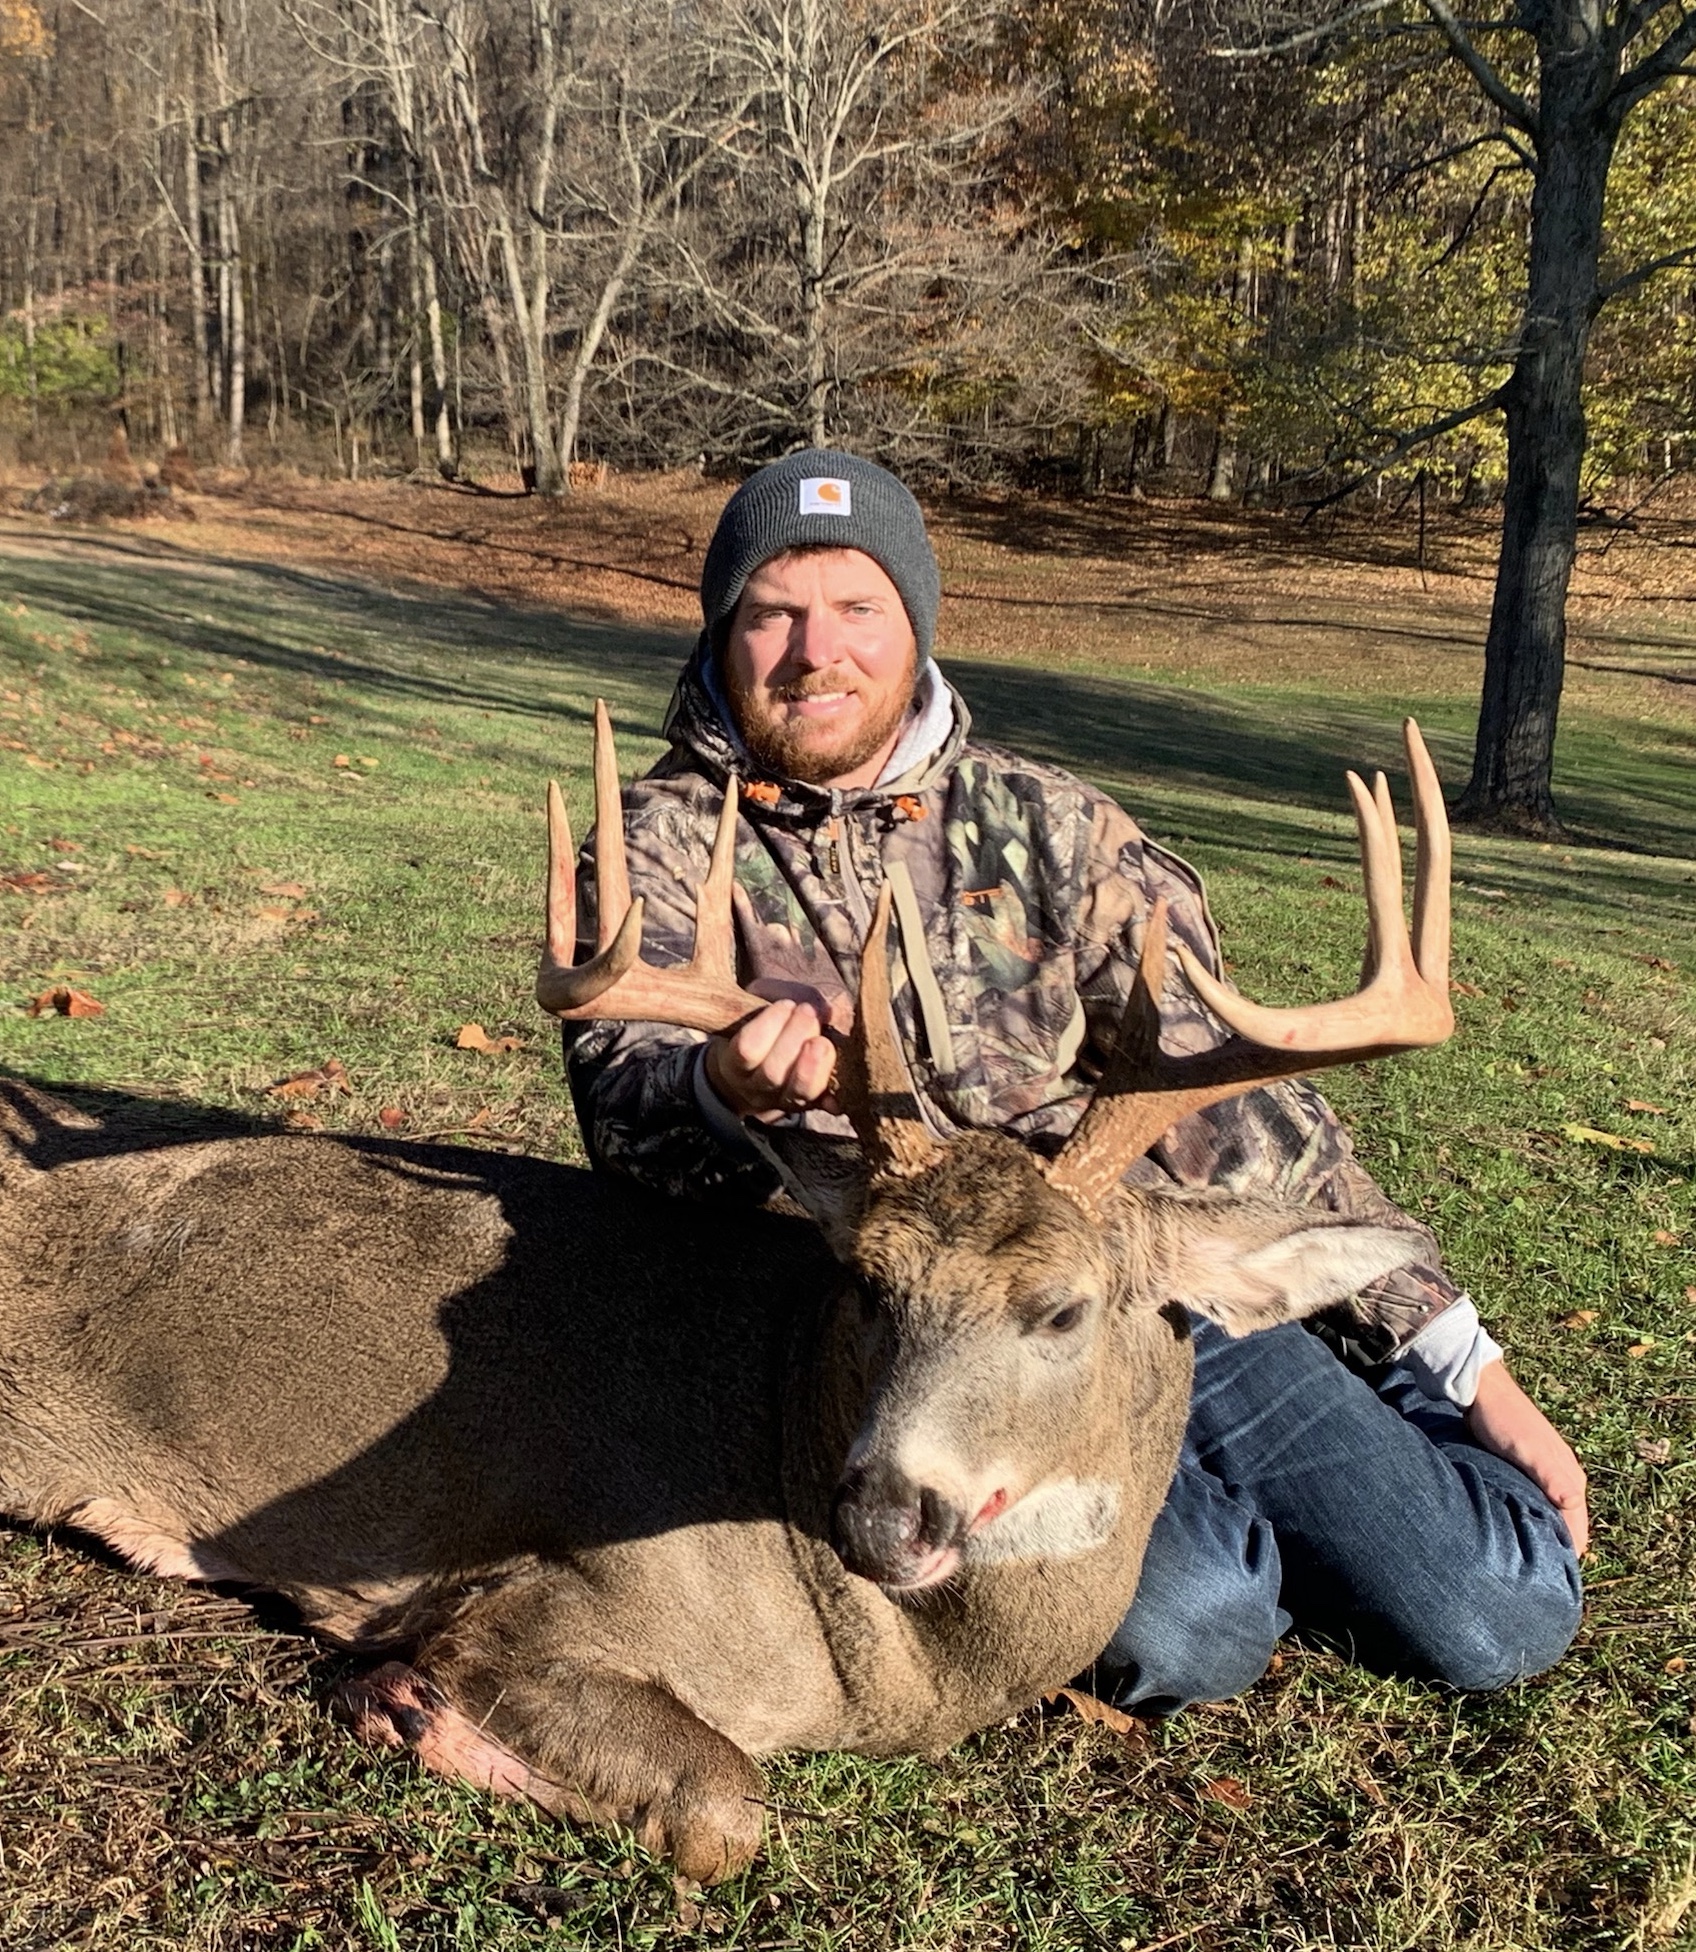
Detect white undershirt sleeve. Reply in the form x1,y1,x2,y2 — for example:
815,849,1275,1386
1397,1295,1504,1408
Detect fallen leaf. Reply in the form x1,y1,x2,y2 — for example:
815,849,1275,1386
162,887,189,907
455,1022,524,1054
1352,1773,1387,1806
210,791,239,804
1666,1657,1688,1673
259,880,308,898
1042,1686,1143,1737
265,1058,350,1100
27,985,105,1018
377,1106,407,1131
333,753,352,768
1635,1437,1672,1464
46,837,81,853
255,904,294,922
1653,1231,1682,1248
1559,1309,1600,1329
1,870,63,894
1626,1100,1669,1115
1451,980,1485,997
1564,1123,1655,1155
1641,955,1675,972
1319,874,1344,889
465,1106,492,1131
1685,1287,1696,1307
281,1110,323,1131
1627,1340,1656,1358
357,754,379,768
125,845,164,858
1200,1777,1253,1811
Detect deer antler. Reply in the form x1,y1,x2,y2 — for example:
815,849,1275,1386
536,700,767,1034
534,704,941,1179
1045,719,1453,1217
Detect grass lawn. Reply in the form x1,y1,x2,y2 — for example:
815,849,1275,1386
0,494,1692,1952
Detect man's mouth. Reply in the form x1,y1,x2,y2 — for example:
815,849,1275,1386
781,688,858,720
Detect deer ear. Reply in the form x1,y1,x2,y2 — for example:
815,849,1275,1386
1143,1201,1425,1338
745,1124,870,1258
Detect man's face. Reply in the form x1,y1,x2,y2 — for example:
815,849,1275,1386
722,548,919,789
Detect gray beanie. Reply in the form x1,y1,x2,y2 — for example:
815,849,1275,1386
700,448,941,662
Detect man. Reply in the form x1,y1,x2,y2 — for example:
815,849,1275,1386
566,448,1584,1711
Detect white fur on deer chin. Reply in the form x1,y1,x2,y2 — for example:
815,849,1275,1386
964,1478,1121,1564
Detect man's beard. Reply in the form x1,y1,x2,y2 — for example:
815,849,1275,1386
726,653,919,787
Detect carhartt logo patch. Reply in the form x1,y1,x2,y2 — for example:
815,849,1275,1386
799,477,851,516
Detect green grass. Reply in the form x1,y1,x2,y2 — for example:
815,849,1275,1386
1,529,1693,1951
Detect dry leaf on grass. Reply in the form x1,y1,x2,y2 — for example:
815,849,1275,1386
1635,1437,1672,1464
1042,1686,1144,1738
282,1110,323,1132
162,887,189,907
377,1106,407,1131
1685,1287,1696,1307
1652,1231,1682,1247
1451,980,1485,997
27,985,105,1018
1560,1309,1600,1329
455,1022,524,1054
46,837,80,853
1627,1340,1657,1358
259,879,308,898
1200,1777,1253,1810
265,1057,349,1100
1565,1123,1655,1155
1626,1100,1669,1115
2,870,65,894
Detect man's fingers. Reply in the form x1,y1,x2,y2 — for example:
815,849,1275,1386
731,998,802,1074
786,1033,837,1107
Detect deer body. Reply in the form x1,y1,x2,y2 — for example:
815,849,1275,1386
1,1102,1207,1875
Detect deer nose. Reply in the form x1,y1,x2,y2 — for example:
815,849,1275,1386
831,1467,965,1589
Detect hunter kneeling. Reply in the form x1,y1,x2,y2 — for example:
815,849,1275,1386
561,450,1584,1710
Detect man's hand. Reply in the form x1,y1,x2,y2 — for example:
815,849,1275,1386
704,987,837,1124
1466,1361,1590,1556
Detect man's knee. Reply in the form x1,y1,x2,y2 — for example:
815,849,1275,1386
1380,1539,1584,1693
1090,1513,1286,1716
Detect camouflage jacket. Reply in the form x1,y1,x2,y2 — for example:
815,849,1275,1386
564,648,1461,1363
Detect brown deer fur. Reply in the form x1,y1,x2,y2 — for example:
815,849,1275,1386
0,1079,1421,1881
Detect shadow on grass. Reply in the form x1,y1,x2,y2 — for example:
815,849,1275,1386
5,533,1690,921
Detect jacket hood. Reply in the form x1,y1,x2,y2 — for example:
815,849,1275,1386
659,635,973,819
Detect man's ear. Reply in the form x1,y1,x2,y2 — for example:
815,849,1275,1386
1138,1198,1425,1338
746,1124,869,1258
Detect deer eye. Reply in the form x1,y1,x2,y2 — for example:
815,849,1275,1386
1038,1298,1087,1335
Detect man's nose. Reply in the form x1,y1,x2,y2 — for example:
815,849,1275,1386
786,605,840,669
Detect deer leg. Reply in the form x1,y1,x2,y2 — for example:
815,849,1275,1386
339,1596,766,1884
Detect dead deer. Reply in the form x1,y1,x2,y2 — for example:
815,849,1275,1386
0,713,1452,1883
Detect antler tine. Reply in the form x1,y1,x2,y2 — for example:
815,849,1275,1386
835,882,943,1180
536,704,766,1034
1404,717,1451,986
591,698,632,952
1045,724,1454,1217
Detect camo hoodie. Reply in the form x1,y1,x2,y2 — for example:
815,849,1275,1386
564,646,1466,1366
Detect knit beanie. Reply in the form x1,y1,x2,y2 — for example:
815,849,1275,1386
699,448,941,663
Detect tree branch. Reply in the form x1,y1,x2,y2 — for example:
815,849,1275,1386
1293,387,1509,514
1614,2,1696,111
1419,0,1539,136
1212,0,1401,59
1595,237,1696,306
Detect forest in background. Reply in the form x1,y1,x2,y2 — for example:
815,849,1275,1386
0,0,1691,507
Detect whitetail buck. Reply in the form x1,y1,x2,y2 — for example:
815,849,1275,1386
0,714,1452,1882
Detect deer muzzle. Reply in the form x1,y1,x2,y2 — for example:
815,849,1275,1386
831,1465,969,1592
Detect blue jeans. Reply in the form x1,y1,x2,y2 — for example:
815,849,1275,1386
1090,1317,1583,1714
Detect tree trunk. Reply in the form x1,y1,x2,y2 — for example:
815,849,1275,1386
420,228,455,476
1455,45,1615,836
222,117,245,468
184,117,211,433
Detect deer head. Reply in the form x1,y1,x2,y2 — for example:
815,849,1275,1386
538,708,1453,1593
